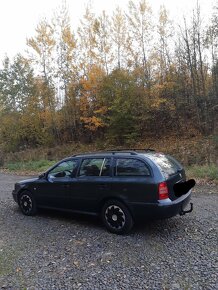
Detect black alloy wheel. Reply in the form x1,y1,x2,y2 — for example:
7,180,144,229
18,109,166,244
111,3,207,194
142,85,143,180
101,200,133,234
18,191,37,216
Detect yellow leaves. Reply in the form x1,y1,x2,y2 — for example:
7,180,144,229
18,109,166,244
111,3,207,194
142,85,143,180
27,20,55,57
80,116,105,131
79,97,107,132
150,97,168,109
159,5,168,26
79,65,105,113
94,106,108,115
62,27,75,47
78,65,107,132
150,81,177,110
79,95,89,115
27,38,42,56
139,0,151,14
60,26,77,66
36,21,55,46
81,65,105,90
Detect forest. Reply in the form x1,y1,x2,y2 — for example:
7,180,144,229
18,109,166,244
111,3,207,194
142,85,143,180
0,0,217,162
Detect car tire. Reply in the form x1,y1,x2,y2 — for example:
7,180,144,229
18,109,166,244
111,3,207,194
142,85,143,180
18,191,37,216
101,200,134,234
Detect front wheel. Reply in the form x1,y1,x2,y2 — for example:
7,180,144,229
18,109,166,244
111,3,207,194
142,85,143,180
101,200,134,234
18,191,37,216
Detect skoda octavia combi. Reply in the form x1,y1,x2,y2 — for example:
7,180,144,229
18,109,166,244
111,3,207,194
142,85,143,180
12,150,195,234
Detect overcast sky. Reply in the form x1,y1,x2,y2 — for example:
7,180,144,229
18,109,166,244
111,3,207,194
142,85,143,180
0,0,215,62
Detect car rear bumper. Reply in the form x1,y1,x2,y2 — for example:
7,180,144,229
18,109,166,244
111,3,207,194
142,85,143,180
128,189,193,220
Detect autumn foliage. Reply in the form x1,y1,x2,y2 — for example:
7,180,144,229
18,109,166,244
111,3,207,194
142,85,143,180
0,1,217,152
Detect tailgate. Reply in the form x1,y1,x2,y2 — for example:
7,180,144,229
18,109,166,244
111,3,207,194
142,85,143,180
145,152,195,200
166,171,195,201
166,169,186,201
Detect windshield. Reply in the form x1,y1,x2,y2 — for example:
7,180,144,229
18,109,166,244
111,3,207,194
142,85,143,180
145,153,182,177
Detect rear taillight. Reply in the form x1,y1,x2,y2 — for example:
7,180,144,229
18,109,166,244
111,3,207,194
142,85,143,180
158,182,169,200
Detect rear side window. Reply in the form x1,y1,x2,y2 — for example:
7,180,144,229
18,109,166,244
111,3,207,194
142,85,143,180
147,153,182,177
115,158,150,176
79,158,111,177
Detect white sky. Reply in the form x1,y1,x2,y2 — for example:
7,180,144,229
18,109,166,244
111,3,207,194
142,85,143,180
0,0,216,62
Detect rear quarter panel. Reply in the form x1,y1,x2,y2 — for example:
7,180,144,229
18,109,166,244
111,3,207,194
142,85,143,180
109,156,163,205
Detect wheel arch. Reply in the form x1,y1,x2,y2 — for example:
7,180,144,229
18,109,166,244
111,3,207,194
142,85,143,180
17,188,32,201
17,188,37,216
98,196,135,220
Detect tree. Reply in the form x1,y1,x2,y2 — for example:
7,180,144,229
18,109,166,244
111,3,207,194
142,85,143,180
53,1,79,141
156,5,173,83
127,0,153,88
77,4,97,76
79,65,107,141
0,55,36,114
99,69,142,144
111,7,129,70
178,3,210,134
27,18,59,142
93,11,112,75
0,55,46,150
206,3,218,133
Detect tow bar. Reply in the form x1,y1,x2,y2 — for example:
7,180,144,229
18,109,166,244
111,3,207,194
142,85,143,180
180,202,193,216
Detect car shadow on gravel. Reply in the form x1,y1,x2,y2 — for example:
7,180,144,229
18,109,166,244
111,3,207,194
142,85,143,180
13,204,187,237
35,208,103,230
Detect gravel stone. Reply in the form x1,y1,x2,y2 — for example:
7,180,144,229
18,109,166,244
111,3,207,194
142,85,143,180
0,173,217,289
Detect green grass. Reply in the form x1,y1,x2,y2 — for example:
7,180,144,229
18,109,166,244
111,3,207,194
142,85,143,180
186,164,218,182
4,159,56,174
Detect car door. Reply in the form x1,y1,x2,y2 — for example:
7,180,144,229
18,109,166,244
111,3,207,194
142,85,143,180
68,157,112,213
111,157,155,203
35,159,79,209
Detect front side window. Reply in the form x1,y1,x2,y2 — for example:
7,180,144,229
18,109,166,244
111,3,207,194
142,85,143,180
48,160,78,179
115,158,150,176
79,158,111,177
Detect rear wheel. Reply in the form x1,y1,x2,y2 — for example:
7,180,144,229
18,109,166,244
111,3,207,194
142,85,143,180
101,200,133,234
18,191,37,216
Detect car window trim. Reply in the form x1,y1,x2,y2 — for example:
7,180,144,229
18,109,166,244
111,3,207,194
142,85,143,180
99,158,106,176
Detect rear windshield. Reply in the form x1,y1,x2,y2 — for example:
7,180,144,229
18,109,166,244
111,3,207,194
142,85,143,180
145,153,182,177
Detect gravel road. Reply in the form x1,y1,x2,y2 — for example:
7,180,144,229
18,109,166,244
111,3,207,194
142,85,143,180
0,173,217,290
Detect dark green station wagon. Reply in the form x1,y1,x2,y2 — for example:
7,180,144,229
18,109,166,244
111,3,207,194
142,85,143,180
12,150,195,234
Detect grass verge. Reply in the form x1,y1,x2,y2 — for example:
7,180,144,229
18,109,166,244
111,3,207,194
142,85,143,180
1,160,56,175
186,164,218,184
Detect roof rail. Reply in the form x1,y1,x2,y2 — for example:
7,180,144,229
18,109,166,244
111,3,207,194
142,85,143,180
71,148,155,157
105,150,138,155
106,148,155,152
